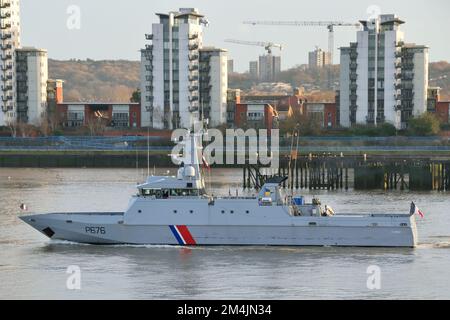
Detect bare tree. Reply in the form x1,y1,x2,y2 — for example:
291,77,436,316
86,116,107,136
6,120,17,138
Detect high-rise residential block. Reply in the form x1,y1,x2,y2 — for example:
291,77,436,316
340,14,429,129
199,47,228,127
0,0,21,126
259,54,281,82
140,8,228,130
249,60,258,79
16,47,48,125
227,59,234,74
308,47,332,68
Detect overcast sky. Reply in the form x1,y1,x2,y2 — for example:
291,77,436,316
21,0,450,72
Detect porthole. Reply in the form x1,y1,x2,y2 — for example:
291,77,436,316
221,210,225,214
173,210,177,214
230,210,234,214
190,210,194,214
138,210,142,213
246,211,250,214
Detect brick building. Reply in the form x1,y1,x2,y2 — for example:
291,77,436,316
57,103,141,129
234,103,278,129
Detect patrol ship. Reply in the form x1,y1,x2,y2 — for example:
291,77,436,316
20,130,419,247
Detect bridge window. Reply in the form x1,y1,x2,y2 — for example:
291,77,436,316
141,188,200,198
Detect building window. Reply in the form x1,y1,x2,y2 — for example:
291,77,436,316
112,112,130,128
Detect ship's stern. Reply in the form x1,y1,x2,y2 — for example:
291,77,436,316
410,214,419,248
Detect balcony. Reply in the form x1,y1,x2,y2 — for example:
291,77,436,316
1,54,12,61
0,12,11,19
1,64,13,71
0,2,11,8
0,34,11,40
0,23,11,30
189,64,199,72
189,95,199,102
189,85,199,92
1,95,13,102
188,75,199,82
395,61,402,68
350,62,358,70
350,74,357,81
0,44,12,50
189,106,199,112
189,54,199,61
189,33,199,40
395,51,403,58
350,84,357,90
188,44,199,51
350,94,357,100
1,85,12,91
1,75,12,81
145,34,153,40
145,44,153,51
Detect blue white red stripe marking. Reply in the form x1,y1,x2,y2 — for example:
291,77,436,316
169,225,197,245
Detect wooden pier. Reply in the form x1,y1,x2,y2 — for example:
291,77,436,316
243,155,450,191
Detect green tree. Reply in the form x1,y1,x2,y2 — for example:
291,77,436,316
130,88,141,103
407,113,441,136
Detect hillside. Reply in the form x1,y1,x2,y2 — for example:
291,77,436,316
48,59,140,102
48,59,450,102
428,61,450,100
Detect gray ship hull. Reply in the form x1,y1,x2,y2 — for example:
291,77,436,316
20,211,417,247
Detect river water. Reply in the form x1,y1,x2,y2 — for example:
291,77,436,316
0,168,449,299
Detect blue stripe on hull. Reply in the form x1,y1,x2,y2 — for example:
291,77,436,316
169,225,184,245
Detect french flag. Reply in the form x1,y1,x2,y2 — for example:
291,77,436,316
410,202,424,218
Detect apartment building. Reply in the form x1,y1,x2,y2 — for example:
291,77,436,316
15,47,48,125
199,47,228,127
340,14,429,129
140,8,228,130
259,54,281,82
308,47,332,68
0,0,20,126
249,60,258,79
